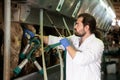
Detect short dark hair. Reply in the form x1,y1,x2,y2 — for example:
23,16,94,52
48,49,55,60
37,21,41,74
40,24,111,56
77,13,96,34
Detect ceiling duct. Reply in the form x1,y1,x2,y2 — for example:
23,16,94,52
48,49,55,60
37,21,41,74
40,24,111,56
11,0,115,32
12,0,82,19
11,4,75,30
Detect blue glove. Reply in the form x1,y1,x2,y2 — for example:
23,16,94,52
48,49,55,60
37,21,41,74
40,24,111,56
24,29,35,39
60,38,70,48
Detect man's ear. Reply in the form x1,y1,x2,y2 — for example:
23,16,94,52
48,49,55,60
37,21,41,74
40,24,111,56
85,25,89,31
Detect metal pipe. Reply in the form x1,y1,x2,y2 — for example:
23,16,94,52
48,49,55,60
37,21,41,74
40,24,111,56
56,48,63,80
40,9,48,80
4,0,11,80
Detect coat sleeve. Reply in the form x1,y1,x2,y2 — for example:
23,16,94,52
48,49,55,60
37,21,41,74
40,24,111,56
48,35,75,50
73,40,104,66
48,35,65,50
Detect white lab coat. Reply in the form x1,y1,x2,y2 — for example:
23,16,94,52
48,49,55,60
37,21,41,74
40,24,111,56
48,34,104,80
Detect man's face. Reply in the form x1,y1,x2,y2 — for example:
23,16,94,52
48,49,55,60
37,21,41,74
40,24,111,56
74,17,86,37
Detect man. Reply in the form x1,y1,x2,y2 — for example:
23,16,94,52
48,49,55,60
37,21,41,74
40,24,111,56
41,13,104,80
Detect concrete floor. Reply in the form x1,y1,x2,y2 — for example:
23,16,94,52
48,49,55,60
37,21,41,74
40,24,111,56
0,63,120,80
102,73,120,80
12,63,120,80
13,70,120,80
14,73,120,80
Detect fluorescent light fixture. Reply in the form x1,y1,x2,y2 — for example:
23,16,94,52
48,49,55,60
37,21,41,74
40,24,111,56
100,0,107,9
100,0,116,19
107,7,116,18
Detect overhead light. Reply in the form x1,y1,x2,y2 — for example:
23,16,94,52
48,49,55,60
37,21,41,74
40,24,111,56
111,22,116,26
111,18,120,27
117,20,120,26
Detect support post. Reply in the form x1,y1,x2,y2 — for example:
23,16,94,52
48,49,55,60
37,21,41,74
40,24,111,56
40,9,48,80
4,0,11,80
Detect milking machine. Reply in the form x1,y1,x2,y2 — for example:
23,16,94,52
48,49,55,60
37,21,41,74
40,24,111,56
13,29,66,80
13,36,43,75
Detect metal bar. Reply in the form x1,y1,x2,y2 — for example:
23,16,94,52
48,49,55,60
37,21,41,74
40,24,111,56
62,17,72,36
4,0,11,80
45,12,62,37
40,9,48,80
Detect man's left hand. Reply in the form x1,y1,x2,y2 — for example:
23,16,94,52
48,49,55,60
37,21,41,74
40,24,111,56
60,38,70,48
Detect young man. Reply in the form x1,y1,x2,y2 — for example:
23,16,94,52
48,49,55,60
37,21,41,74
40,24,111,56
42,13,104,80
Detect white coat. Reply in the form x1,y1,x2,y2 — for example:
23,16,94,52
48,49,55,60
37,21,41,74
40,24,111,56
48,34,104,80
